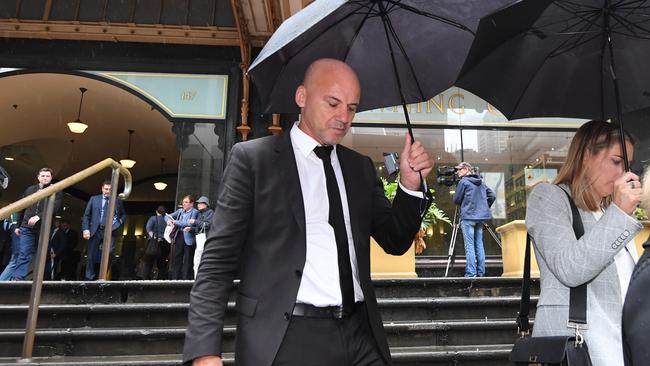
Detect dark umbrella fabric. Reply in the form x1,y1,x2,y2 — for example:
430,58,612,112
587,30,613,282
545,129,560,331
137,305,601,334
249,0,513,114
455,0,650,168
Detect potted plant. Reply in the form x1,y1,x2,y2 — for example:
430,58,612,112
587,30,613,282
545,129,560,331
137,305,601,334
382,177,451,254
634,207,650,255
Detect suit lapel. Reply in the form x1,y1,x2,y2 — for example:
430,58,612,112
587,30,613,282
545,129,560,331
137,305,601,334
275,132,306,234
337,146,363,253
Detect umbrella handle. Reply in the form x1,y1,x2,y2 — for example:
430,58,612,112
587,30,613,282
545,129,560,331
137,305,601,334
399,103,427,195
604,23,630,171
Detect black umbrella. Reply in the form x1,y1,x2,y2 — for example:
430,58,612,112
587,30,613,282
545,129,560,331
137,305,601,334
456,0,650,170
248,0,513,139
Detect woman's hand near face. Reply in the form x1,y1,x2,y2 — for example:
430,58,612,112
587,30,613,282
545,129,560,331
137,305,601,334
613,172,642,214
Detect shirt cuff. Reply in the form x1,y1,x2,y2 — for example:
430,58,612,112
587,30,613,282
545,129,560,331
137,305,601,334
398,182,425,199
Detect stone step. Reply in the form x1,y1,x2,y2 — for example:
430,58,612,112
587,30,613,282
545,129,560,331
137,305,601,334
0,296,537,329
0,345,515,366
0,281,196,305
391,344,513,366
378,296,537,321
0,318,530,358
373,277,537,298
0,278,538,305
415,256,504,277
384,319,526,347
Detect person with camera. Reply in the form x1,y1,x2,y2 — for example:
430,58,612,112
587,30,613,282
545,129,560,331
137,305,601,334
453,162,495,278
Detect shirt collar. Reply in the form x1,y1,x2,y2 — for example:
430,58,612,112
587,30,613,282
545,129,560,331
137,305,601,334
290,122,337,158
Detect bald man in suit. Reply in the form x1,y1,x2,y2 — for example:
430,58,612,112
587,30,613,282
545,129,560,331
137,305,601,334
183,59,433,366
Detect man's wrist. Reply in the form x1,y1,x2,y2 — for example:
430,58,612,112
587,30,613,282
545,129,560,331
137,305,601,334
398,182,424,199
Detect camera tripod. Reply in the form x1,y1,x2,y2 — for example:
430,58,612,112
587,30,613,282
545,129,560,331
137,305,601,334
444,207,502,277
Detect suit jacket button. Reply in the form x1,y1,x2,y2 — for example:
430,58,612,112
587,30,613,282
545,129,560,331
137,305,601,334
295,269,302,277
284,312,290,321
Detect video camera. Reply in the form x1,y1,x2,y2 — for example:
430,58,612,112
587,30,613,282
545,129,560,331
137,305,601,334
436,166,458,186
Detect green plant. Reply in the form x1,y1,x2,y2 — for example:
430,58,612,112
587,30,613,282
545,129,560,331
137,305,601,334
381,177,451,231
635,207,648,221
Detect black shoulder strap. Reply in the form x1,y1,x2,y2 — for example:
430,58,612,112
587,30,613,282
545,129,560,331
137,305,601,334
560,188,587,326
517,186,587,333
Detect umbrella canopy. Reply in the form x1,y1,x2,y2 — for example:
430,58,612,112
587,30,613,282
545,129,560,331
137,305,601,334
249,0,513,114
456,0,650,168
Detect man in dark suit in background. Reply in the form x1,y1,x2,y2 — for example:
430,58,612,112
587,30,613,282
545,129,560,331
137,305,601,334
45,218,78,280
82,180,126,280
58,219,79,281
61,219,80,281
45,219,64,280
183,59,433,366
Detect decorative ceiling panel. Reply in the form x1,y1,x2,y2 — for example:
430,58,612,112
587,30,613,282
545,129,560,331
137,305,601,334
0,0,314,47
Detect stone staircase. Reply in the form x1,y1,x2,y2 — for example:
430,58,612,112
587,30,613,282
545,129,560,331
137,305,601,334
0,277,538,365
415,255,504,277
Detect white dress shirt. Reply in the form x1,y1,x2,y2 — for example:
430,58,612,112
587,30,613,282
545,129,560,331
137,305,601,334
291,123,422,307
291,124,364,306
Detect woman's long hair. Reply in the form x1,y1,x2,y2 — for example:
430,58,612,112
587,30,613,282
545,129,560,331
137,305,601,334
554,120,635,211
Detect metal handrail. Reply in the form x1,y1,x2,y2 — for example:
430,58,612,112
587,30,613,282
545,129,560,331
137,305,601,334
0,159,131,220
0,158,132,361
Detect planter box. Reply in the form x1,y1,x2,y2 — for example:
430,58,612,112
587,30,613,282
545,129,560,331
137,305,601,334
497,219,650,278
370,238,416,279
633,220,650,255
496,220,539,278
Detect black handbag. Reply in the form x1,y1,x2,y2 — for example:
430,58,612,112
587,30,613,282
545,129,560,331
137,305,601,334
510,188,593,366
143,237,159,259
143,217,162,259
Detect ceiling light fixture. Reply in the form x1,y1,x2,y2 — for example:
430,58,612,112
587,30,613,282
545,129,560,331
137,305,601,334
119,129,136,168
153,157,168,191
68,87,89,134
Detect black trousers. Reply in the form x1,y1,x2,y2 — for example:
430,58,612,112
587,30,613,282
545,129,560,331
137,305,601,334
272,303,387,366
171,235,195,280
140,240,171,280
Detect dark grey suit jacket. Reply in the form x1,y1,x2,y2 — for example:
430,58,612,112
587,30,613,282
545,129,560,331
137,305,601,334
182,131,426,366
623,241,650,366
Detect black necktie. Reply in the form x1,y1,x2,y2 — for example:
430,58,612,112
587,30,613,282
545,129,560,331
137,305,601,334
313,145,355,314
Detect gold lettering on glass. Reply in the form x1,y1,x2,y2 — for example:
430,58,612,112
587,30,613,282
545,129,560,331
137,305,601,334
487,103,499,115
448,93,465,115
427,95,444,113
181,91,197,101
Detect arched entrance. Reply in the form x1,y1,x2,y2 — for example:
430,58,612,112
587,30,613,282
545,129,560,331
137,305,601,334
0,70,227,279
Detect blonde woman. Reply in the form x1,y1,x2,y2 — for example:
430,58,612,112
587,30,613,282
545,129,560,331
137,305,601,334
525,120,643,366
622,167,650,366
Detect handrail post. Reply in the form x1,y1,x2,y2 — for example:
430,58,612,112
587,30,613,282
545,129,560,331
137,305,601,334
98,168,120,281
21,193,56,360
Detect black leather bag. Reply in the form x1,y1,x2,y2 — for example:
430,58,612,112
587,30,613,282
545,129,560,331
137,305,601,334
511,334,592,365
510,188,592,366
143,237,159,259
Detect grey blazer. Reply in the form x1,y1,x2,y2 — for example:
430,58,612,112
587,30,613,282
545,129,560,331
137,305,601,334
526,183,641,366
